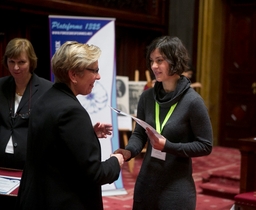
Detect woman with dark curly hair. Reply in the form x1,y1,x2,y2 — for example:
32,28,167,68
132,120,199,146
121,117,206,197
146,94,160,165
115,36,213,210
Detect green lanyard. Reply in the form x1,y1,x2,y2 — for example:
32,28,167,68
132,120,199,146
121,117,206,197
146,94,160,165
155,102,177,134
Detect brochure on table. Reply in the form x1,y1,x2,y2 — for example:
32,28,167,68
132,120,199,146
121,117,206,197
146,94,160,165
0,175,20,194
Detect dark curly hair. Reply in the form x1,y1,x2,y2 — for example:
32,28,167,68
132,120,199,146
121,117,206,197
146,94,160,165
146,36,190,76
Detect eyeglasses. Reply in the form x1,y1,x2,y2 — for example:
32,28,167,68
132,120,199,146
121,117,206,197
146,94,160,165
85,67,99,74
10,108,31,119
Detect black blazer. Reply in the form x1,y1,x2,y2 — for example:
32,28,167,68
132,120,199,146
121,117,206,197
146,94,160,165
16,83,120,210
0,74,53,169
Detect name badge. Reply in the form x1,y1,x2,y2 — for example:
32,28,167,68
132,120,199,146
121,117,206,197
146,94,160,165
151,147,166,160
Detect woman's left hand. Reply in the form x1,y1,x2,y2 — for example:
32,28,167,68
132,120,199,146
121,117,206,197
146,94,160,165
146,127,166,151
94,122,113,138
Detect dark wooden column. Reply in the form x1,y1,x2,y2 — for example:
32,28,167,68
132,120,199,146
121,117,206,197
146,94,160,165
238,137,256,193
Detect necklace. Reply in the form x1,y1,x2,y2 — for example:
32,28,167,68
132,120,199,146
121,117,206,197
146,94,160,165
10,80,32,119
15,74,31,97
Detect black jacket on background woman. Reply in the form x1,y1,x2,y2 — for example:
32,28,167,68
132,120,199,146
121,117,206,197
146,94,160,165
0,73,52,169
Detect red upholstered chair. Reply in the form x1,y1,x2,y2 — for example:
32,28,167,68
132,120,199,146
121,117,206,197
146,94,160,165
234,191,256,210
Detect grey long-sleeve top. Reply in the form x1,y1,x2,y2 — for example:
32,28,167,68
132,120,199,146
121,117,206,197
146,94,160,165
125,75,213,210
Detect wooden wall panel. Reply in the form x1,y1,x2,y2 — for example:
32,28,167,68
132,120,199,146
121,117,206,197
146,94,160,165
0,0,169,81
218,1,256,147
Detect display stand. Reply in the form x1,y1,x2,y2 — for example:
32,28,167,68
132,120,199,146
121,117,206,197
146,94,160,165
120,70,151,173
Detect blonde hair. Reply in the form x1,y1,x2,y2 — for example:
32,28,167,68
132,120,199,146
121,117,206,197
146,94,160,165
51,41,101,84
2,38,37,73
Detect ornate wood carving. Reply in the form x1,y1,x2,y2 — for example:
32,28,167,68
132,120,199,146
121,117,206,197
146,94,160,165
219,1,256,146
0,0,169,80
1,0,168,29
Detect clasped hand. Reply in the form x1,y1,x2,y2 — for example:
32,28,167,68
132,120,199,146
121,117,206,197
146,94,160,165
93,122,113,138
113,127,166,161
114,148,131,161
110,153,124,168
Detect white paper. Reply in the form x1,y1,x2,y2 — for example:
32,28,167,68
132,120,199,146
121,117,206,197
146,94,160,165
0,176,20,194
109,106,163,138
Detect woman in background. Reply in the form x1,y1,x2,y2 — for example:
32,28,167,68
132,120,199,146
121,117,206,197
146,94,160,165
0,38,53,170
182,65,202,89
115,36,213,210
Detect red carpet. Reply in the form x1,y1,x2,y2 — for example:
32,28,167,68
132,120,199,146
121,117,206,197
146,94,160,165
103,146,240,210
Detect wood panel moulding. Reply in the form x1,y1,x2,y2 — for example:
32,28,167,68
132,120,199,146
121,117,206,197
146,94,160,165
0,0,168,80
1,0,169,30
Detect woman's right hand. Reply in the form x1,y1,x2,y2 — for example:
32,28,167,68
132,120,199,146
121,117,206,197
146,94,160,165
113,149,131,161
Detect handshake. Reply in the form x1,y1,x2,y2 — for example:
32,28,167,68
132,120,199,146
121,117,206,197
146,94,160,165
94,122,132,168
110,149,132,168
